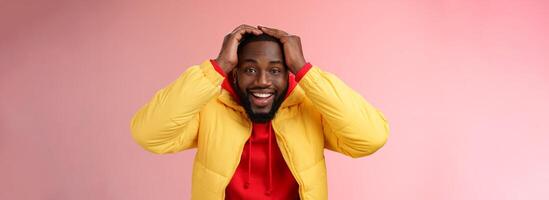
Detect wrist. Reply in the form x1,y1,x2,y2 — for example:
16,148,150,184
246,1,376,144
291,59,306,74
215,58,233,74
294,62,312,82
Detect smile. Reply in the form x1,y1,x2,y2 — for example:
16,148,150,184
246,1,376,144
249,92,275,108
251,92,273,98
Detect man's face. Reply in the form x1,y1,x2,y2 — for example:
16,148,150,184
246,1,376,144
234,41,288,122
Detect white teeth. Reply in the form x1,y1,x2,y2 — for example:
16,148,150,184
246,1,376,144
252,93,272,98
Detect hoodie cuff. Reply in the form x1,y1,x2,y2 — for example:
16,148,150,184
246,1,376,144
295,62,313,82
210,59,227,77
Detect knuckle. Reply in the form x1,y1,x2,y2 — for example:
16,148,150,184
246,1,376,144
239,24,252,29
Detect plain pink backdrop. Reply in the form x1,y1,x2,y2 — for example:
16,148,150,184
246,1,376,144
1,0,548,199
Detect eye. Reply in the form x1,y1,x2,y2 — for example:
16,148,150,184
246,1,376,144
270,68,281,75
244,67,257,74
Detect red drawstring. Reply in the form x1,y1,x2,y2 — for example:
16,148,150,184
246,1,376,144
245,136,252,189
265,121,273,196
244,122,274,197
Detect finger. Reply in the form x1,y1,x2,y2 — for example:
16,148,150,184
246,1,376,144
231,28,263,42
234,27,262,36
231,24,255,32
257,25,288,38
232,24,262,35
235,27,263,38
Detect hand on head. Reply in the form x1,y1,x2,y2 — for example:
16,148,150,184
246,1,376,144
257,26,306,74
216,24,263,74
216,25,306,74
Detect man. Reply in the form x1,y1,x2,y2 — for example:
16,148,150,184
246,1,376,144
130,25,389,200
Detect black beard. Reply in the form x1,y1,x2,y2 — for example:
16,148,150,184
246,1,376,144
234,84,288,123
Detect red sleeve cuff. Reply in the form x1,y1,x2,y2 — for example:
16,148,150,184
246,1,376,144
295,62,312,82
210,59,227,77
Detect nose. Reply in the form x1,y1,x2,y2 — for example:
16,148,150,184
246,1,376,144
255,71,271,87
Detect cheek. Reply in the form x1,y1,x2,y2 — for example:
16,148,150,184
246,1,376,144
236,78,252,93
274,78,288,91
237,82,246,93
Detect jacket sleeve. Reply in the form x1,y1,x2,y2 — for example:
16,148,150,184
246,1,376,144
130,60,224,154
298,65,390,158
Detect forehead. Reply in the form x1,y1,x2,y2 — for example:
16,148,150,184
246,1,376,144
238,41,283,61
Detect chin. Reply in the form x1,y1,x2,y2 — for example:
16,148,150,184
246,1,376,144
252,108,272,114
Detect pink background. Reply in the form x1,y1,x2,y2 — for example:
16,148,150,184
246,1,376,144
1,0,548,199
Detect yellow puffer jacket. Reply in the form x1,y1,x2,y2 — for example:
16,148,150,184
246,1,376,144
130,60,389,200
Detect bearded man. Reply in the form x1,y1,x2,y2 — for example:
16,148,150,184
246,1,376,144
130,25,389,200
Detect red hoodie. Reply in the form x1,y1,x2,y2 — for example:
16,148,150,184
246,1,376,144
210,60,312,200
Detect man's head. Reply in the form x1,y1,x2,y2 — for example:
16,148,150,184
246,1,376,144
231,34,289,123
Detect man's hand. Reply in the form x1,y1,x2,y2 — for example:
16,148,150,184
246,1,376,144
258,26,306,74
216,24,263,74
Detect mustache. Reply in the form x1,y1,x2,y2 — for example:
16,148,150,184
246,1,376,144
245,87,276,93
247,86,275,90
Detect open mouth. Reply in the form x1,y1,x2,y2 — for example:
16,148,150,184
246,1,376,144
249,92,275,108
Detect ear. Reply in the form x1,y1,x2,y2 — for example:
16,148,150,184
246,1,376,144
231,69,238,85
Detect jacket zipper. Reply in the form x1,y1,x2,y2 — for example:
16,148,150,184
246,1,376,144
272,123,305,200
221,118,253,200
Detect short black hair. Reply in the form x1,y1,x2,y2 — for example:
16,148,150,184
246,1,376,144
237,33,283,55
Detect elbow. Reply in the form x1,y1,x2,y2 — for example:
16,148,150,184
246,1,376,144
131,128,172,155
347,121,390,158
130,116,166,154
130,117,192,155
130,115,147,147
348,134,388,158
